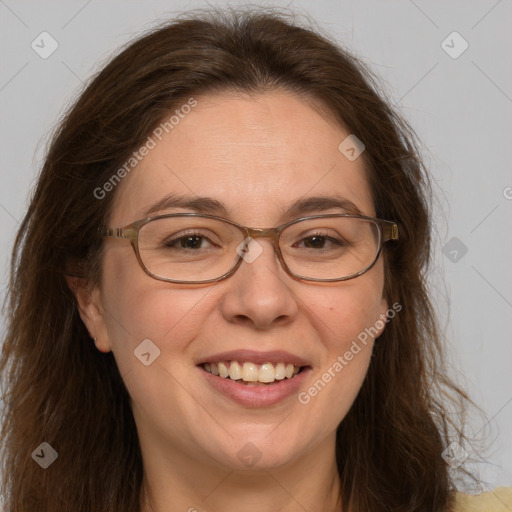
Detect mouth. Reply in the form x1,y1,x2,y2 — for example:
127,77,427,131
196,349,312,406
200,361,307,385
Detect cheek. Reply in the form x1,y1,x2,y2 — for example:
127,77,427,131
99,269,213,437
297,268,385,418
99,248,207,370
310,265,386,348
314,282,380,383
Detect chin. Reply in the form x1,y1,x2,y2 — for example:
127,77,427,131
211,434,305,471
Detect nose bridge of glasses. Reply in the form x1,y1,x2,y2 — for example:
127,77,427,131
232,227,282,267
245,227,279,239
243,226,282,252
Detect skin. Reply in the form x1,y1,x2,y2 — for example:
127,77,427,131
72,91,389,512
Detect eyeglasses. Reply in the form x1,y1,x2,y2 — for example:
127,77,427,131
101,213,399,284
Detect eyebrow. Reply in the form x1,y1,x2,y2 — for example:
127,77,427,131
142,193,363,221
144,194,229,217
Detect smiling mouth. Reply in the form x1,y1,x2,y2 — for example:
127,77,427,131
200,361,307,385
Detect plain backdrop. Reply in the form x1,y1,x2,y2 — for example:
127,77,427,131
1,0,511,491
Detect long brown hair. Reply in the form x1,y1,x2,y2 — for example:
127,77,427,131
1,7,477,511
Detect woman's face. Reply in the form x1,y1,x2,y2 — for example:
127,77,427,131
83,91,388,472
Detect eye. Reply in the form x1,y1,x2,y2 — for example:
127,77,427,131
293,232,346,250
163,231,220,250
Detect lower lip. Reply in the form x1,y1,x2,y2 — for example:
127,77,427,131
199,366,311,407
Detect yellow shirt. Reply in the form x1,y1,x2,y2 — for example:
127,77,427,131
454,487,512,511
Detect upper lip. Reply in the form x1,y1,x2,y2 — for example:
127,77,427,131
197,349,311,367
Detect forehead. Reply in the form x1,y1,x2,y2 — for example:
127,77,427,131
108,91,375,226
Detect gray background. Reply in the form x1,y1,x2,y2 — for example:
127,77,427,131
1,0,511,491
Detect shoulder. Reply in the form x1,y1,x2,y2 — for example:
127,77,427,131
453,487,512,511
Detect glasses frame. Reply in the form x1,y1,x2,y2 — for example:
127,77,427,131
101,213,399,284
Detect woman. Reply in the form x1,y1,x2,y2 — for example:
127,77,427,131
1,7,509,512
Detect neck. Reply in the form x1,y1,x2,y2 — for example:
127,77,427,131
139,434,341,512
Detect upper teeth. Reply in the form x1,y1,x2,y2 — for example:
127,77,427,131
203,361,301,383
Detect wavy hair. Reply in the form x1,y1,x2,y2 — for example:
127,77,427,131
1,7,477,511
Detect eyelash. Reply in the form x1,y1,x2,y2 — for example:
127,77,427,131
162,231,346,251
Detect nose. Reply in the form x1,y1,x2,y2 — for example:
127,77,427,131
218,238,299,329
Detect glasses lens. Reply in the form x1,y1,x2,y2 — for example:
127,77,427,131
137,215,382,283
138,216,243,282
280,217,381,280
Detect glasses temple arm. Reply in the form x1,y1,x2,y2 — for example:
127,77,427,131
382,223,399,241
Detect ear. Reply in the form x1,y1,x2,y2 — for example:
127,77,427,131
65,274,112,353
